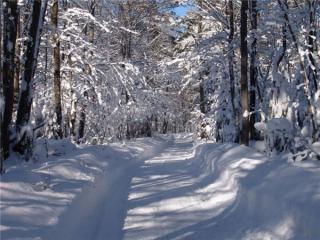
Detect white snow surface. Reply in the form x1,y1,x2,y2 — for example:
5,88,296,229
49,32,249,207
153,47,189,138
1,135,320,240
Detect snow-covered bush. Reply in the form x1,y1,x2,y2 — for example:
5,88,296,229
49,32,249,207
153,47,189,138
255,118,294,156
288,138,320,162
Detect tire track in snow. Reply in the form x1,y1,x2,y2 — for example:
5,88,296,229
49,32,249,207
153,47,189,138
122,140,268,240
44,137,173,240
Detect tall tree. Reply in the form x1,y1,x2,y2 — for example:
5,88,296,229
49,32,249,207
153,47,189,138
277,0,316,138
0,0,3,171
78,0,96,142
227,0,239,142
15,0,48,154
249,0,258,140
306,0,319,139
240,0,249,145
51,0,63,138
2,0,18,158
270,0,287,120
119,1,132,60
306,0,318,92
13,9,21,112
198,0,206,115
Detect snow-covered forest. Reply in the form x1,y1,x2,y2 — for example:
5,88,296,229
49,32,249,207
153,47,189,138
1,0,320,239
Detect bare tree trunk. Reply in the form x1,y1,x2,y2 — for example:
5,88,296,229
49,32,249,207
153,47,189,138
306,0,319,139
198,0,206,115
70,88,77,139
227,0,239,142
13,9,20,113
307,0,318,91
199,82,205,114
78,100,86,141
51,0,63,138
78,0,96,142
15,0,48,154
0,0,3,172
119,1,132,60
240,0,249,145
249,0,258,140
2,0,18,158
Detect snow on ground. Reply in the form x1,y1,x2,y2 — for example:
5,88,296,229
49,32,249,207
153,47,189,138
0,137,168,240
1,135,320,240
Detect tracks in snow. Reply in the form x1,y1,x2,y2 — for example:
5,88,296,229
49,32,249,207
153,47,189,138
49,137,298,240
122,139,269,240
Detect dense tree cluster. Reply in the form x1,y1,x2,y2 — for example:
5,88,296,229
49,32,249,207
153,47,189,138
174,0,319,150
0,0,187,170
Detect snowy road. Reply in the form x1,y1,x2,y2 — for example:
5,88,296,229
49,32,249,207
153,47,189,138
121,138,263,240
122,137,320,240
124,138,200,239
1,136,320,240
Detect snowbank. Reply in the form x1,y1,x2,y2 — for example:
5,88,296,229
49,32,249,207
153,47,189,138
0,137,167,240
186,142,320,240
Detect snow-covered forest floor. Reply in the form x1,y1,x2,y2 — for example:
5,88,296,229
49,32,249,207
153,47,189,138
1,135,320,240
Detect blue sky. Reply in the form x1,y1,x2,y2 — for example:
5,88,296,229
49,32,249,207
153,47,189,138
174,6,190,16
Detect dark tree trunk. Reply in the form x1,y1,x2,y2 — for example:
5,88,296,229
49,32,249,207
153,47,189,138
249,0,258,140
2,0,18,158
15,0,48,154
78,104,86,141
198,0,206,115
119,1,132,60
0,0,3,172
162,112,168,134
77,0,96,142
307,0,319,139
155,116,158,132
146,121,152,137
51,0,63,139
13,9,20,113
240,0,249,145
227,0,239,142
78,90,88,142
307,0,318,91
162,120,168,134
199,81,205,114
